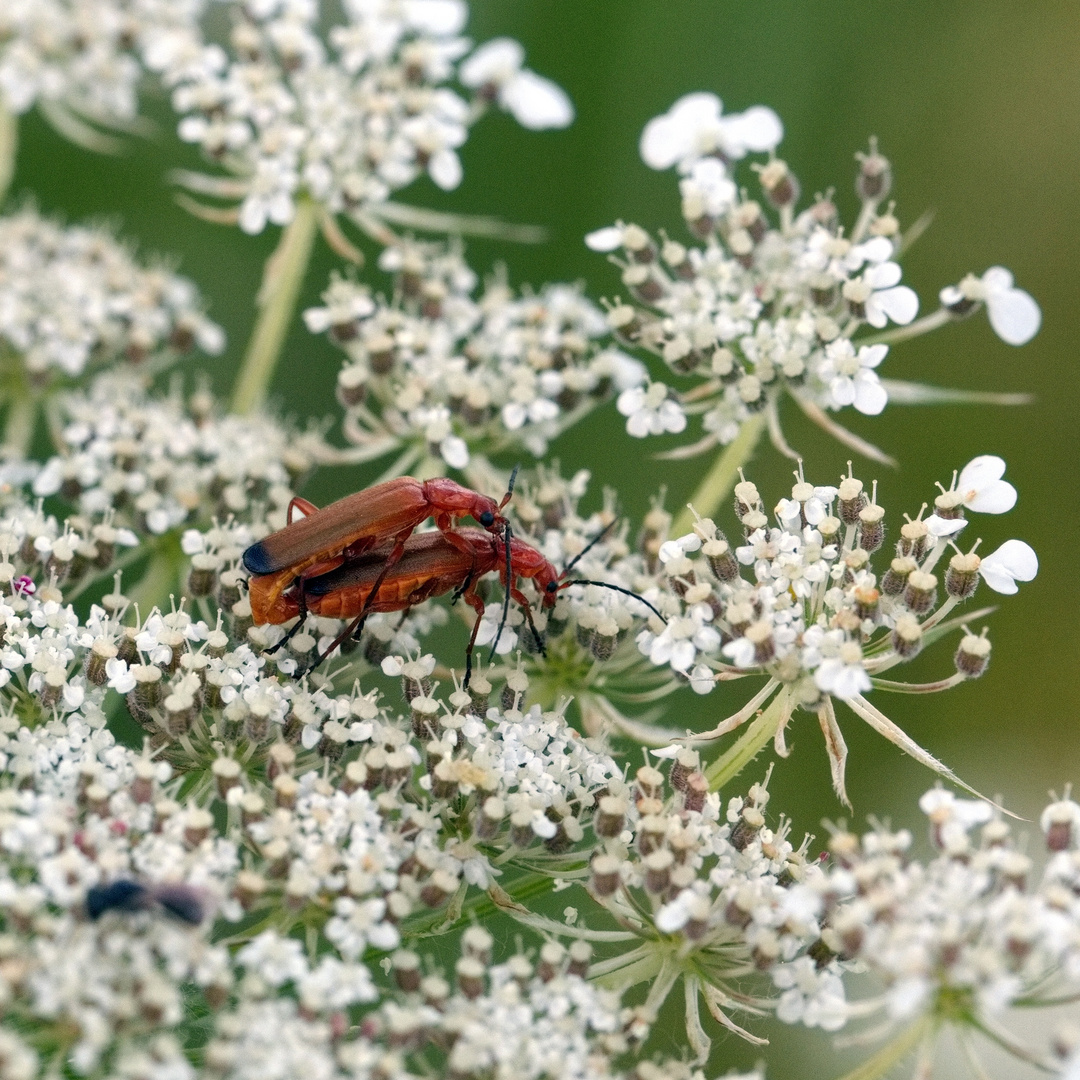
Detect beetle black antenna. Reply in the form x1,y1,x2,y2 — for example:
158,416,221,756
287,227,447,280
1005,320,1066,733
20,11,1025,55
488,520,514,662
499,463,521,510
564,579,667,623
562,519,619,579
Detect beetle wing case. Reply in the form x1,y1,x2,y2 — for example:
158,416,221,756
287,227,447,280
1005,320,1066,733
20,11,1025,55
243,478,431,575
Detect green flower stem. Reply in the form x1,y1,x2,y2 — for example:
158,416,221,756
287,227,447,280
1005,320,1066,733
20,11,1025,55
232,197,319,415
704,688,785,790
671,412,766,537
0,104,16,205
3,393,36,459
830,1017,931,1080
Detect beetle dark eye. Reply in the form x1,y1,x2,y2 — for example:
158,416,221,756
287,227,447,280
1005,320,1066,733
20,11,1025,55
546,581,558,592
480,511,494,527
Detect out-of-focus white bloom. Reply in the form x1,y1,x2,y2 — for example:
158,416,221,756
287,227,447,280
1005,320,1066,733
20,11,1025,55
0,0,206,126
941,266,1042,345
460,38,573,129
639,92,782,171
167,6,571,232
617,382,687,437
0,208,223,377
592,96,1038,462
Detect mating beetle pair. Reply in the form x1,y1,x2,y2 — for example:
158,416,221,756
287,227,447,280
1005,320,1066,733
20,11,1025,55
242,471,663,684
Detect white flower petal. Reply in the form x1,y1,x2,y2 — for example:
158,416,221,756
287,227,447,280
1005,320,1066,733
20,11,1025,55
979,539,1038,594
459,38,524,86
728,105,783,152
860,343,889,369
981,266,1015,292
875,285,919,326
429,149,463,191
585,226,624,252
501,70,573,130
987,287,1041,345
852,373,887,416
403,0,468,35
925,514,967,538
639,114,684,170
957,454,1006,490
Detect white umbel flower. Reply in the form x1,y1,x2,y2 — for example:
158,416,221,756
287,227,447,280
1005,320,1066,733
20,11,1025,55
819,340,889,415
617,382,687,437
459,38,573,130
639,92,782,171
941,266,1041,345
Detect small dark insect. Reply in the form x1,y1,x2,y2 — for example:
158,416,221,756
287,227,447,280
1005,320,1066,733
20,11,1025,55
85,879,207,925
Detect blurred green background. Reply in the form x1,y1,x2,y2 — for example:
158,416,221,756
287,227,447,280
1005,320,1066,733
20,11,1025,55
9,2,1079,1074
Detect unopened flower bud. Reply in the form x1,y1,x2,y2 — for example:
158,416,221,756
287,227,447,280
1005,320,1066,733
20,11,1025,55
955,631,991,678
858,502,885,553
891,613,923,659
537,941,566,983
853,584,880,622
391,950,421,993
590,853,621,897
903,570,938,613
1041,797,1080,852
455,956,485,999
186,553,220,597
635,765,664,802
567,940,592,978
643,849,674,894
730,806,765,851
837,477,866,525
945,551,980,598
758,159,799,208
669,748,700,793
856,139,892,202
273,773,299,810
590,616,619,661
595,795,628,838
212,757,242,799
882,555,918,595
475,795,505,840
745,620,775,664
683,772,709,813
897,519,930,560
419,869,458,909
183,808,214,849
509,808,535,848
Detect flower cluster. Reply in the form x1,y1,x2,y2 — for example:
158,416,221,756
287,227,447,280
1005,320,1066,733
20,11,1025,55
0,0,205,130
0,560,790,1079
570,762,841,1064
30,371,319,544
307,240,641,468
637,455,1036,801
0,208,223,379
164,1,572,234
810,788,1080,1077
588,94,1040,460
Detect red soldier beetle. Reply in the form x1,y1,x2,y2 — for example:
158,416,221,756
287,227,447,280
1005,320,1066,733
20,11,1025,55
243,470,518,626
263,523,665,685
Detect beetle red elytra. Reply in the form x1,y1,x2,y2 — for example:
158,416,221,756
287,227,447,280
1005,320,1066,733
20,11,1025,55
243,472,517,626
263,524,665,684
